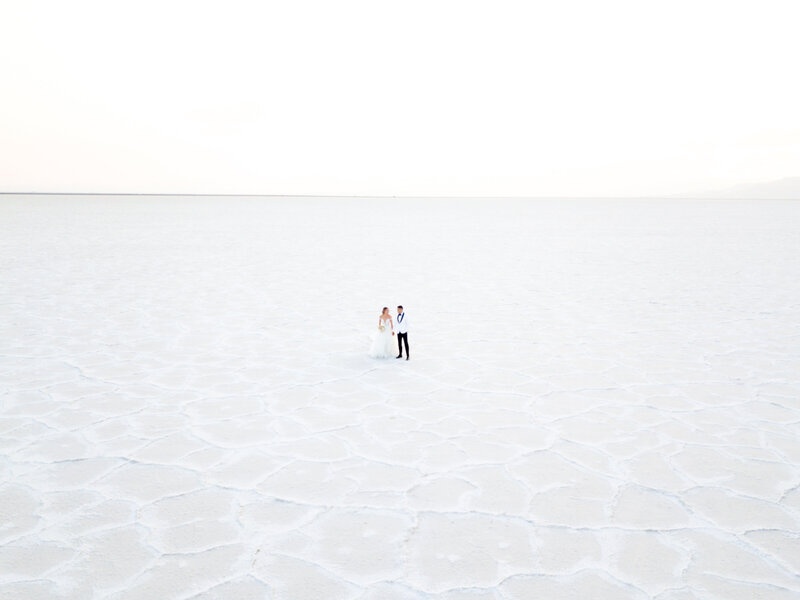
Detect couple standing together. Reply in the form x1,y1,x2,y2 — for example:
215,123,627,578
369,305,410,360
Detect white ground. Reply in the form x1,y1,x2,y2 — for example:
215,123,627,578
1,195,799,599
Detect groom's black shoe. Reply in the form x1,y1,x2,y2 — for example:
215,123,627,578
406,357,409,360
396,355,402,359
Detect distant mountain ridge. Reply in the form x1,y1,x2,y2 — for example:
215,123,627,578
692,176,800,199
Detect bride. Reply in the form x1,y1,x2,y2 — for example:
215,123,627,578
368,307,395,358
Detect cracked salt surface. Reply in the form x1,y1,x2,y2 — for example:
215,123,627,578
1,195,799,599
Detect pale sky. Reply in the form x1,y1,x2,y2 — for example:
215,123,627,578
2,0,798,197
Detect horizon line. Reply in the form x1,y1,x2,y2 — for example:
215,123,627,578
2,191,798,200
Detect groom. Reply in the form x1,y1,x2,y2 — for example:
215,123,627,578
395,305,409,360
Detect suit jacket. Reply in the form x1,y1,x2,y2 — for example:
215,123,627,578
396,312,408,334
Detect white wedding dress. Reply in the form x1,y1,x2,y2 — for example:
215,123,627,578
368,317,395,358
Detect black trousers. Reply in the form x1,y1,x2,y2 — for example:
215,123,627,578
397,332,409,357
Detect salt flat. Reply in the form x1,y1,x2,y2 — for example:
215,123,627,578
1,195,799,599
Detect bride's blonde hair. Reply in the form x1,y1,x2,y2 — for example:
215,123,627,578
382,307,389,315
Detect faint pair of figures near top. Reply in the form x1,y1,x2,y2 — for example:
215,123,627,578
369,305,409,360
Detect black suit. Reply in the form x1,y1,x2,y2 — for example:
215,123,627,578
397,332,409,357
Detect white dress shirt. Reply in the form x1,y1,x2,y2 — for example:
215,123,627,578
395,311,408,334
